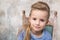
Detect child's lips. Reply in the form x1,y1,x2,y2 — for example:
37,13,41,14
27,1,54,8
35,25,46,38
35,26,40,29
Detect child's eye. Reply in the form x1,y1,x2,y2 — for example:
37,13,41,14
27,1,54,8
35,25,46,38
33,18,36,20
40,19,44,22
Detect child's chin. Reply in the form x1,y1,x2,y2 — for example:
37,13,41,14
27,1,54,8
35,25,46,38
34,29,41,32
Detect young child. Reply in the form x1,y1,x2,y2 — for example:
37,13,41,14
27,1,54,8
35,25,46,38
18,1,52,40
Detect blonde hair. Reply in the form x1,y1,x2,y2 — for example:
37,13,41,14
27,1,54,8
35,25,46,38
24,1,50,40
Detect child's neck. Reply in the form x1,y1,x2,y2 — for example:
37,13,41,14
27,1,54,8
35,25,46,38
31,30,43,38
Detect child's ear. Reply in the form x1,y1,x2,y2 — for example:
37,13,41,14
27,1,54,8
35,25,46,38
28,17,30,23
28,17,31,25
46,20,49,24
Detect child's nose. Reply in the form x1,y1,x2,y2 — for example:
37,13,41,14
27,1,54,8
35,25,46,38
36,20,40,25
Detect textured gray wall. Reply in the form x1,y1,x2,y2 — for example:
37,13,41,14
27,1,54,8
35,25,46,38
0,0,60,40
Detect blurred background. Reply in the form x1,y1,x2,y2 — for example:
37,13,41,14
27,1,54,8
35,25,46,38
0,0,60,40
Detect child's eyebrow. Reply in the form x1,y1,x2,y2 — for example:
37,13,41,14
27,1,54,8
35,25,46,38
40,18,47,20
39,19,45,20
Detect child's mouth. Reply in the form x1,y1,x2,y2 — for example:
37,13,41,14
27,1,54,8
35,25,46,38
35,26,40,29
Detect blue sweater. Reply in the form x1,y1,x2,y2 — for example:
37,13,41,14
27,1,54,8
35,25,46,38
18,30,52,40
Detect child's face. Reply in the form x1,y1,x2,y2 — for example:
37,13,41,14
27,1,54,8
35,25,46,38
29,10,48,32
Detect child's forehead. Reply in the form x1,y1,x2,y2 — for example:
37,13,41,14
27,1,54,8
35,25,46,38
31,10,48,18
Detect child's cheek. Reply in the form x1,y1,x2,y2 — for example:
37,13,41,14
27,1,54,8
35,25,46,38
40,22,46,27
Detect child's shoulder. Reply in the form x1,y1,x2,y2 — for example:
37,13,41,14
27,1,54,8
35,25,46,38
44,29,49,33
18,26,26,37
18,26,26,34
44,30,51,36
18,28,26,40
43,30,52,40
